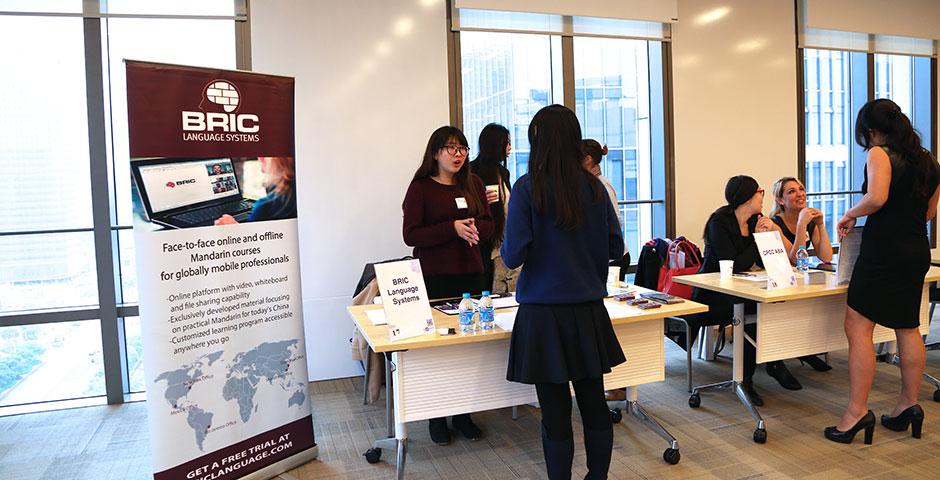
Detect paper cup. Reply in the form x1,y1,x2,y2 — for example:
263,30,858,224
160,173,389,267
719,260,734,279
607,266,621,287
485,185,499,203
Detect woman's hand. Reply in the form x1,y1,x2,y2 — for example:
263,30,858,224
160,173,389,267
755,216,777,233
454,219,480,246
837,214,856,239
215,214,238,226
485,188,499,203
808,208,824,226
797,207,815,228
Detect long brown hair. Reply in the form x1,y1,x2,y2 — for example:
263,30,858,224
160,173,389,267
770,176,799,218
412,126,484,217
528,105,602,230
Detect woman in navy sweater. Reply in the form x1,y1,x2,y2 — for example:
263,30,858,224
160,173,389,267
502,105,624,479
402,125,493,445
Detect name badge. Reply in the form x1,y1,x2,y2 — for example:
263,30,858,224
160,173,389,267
455,197,468,209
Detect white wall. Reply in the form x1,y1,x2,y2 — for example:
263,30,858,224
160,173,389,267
672,0,799,244
805,0,940,40
250,0,451,380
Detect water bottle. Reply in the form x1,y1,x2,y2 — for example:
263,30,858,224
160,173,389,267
458,293,476,334
478,291,495,330
796,246,809,273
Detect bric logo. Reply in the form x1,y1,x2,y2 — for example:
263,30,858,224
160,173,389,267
166,182,176,188
204,81,240,113
182,79,259,133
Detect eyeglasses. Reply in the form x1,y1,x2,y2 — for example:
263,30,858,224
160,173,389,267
440,144,469,156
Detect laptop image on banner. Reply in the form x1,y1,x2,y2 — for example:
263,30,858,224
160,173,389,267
131,158,255,229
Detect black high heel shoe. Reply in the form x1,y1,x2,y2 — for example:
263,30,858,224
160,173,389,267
798,355,832,372
824,411,875,444
881,405,924,439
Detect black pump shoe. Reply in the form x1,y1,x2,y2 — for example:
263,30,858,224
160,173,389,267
881,405,925,439
766,361,802,390
824,411,875,444
799,355,833,372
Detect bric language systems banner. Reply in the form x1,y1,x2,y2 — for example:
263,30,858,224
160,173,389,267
125,60,316,480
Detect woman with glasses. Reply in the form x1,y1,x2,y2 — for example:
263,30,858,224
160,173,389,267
402,125,493,445
825,99,940,445
690,175,798,406
502,105,625,479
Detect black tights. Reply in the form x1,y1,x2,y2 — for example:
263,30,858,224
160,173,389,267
535,377,612,480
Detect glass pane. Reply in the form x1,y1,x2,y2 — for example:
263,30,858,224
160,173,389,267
105,0,235,16
874,53,913,116
0,320,105,407
619,203,651,262
0,232,98,313
804,49,853,241
123,316,145,393
0,0,80,13
105,18,237,226
460,31,554,182
0,16,92,232
117,229,138,304
575,37,651,203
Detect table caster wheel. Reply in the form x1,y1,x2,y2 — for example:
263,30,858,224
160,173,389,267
663,448,680,465
610,408,622,424
688,393,701,408
363,447,382,464
753,428,767,444
933,389,940,402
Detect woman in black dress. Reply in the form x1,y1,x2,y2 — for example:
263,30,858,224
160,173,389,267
502,105,625,479
826,99,940,444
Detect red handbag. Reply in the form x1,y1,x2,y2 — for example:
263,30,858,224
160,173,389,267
657,237,702,299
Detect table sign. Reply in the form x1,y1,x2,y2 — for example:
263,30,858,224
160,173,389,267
754,231,796,290
374,259,435,341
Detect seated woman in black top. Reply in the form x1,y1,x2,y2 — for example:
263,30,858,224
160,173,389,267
690,175,800,405
769,176,834,373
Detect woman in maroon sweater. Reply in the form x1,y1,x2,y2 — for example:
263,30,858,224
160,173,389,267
402,125,493,445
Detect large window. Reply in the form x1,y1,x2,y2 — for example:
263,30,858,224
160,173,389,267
0,2,244,413
802,48,934,243
456,11,671,257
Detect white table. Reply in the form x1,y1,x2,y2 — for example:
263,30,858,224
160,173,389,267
348,288,707,478
674,266,940,444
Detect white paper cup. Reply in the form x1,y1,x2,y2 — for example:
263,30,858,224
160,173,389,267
607,266,621,287
485,185,499,203
719,260,734,279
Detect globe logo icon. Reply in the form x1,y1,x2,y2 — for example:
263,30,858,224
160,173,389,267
205,80,240,113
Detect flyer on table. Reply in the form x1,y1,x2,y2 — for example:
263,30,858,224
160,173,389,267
126,61,316,480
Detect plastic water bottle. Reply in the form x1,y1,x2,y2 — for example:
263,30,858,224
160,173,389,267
478,291,495,330
458,293,476,334
796,246,809,273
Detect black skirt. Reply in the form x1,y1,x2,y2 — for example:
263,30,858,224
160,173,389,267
507,300,626,384
847,235,928,329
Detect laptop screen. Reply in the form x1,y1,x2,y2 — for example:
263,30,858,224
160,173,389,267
138,159,240,214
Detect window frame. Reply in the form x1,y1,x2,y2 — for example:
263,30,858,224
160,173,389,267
796,47,938,248
447,11,676,266
0,0,249,413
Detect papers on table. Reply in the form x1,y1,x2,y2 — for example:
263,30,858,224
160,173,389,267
494,312,516,331
365,309,387,326
732,272,769,282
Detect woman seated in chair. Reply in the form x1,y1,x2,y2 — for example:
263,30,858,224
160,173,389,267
769,176,834,373
690,175,802,406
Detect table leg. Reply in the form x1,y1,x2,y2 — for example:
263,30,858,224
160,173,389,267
697,325,718,361
385,352,394,439
689,303,766,443
362,351,372,405
623,386,680,464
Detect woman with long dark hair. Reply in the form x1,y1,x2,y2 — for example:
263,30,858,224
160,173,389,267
402,125,494,445
470,123,517,294
826,99,940,444
502,105,625,479
691,175,797,405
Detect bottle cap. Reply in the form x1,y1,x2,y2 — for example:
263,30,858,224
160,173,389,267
462,293,471,298
482,291,490,296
